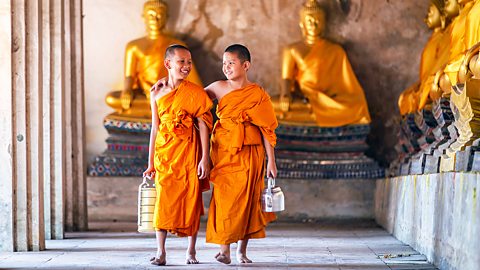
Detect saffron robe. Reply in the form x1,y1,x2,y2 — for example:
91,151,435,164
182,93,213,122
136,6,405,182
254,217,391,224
444,1,476,85
288,39,371,127
153,80,213,236
206,84,277,245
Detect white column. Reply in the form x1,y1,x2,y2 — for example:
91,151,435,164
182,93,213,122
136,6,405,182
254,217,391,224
63,0,74,232
64,0,87,232
72,0,88,231
12,0,30,252
0,0,86,249
50,0,66,239
1,0,46,251
42,0,52,240
25,0,45,251
0,0,14,252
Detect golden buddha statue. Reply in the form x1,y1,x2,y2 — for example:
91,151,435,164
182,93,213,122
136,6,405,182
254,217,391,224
442,0,476,86
105,0,202,120
427,0,460,101
273,0,371,127
398,0,446,115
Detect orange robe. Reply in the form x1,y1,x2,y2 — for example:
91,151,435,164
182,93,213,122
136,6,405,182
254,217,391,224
444,2,476,85
153,80,213,237
292,39,371,127
465,0,480,50
417,26,452,109
206,84,277,245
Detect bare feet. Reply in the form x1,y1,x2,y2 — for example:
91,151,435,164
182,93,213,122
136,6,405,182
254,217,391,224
236,252,253,263
150,253,166,266
215,252,231,264
186,250,199,264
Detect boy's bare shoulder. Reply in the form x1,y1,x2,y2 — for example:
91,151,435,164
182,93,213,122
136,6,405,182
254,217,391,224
207,80,228,90
205,80,228,99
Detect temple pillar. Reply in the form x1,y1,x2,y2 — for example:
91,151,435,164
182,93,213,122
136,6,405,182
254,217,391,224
63,0,87,232
0,0,45,251
0,0,86,250
0,0,15,252
44,0,67,240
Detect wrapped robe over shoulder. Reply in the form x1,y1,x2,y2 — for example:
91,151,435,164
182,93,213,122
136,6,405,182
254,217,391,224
286,39,371,127
206,84,277,245
153,80,213,237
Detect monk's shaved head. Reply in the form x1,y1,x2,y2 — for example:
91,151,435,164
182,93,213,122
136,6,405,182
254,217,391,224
225,44,251,63
165,44,191,59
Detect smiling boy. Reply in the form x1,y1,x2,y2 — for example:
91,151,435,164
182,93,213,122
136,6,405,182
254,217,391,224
205,44,278,264
143,44,213,266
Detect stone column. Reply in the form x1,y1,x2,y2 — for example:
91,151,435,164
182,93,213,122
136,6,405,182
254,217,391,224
0,0,45,252
0,0,87,250
0,0,15,252
48,0,66,240
64,0,87,232
42,0,52,240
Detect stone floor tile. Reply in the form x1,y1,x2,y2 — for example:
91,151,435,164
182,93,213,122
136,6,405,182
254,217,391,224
0,222,438,270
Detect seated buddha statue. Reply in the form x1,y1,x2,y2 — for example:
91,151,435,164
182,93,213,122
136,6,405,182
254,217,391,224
272,0,371,127
442,0,476,86
428,0,461,101
105,0,202,120
398,0,446,115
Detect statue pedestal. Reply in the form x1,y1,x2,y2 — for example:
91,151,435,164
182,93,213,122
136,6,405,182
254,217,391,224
439,155,456,172
275,123,384,179
88,113,151,176
455,144,480,171
409,153,428,175
399,161,411,176
424,154,440,173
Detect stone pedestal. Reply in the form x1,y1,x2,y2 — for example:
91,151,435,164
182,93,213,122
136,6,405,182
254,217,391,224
439,155,455,172
88,114,150,176
455,145,480,172
409,154,426,175
276,124,384,179
424,154,440,173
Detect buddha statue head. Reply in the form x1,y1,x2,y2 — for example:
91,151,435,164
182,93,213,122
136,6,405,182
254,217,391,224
299,0,326,45
142,0,168,37
443,0,460,19
425,0,444,29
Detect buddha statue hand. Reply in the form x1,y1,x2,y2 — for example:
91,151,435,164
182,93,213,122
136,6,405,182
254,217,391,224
458,42,480,84
279,94,291,112
121,89,134,110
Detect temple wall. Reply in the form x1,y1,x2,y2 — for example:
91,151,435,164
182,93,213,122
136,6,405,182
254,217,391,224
84,0,430,165
88,176,376,222
375,174,480,270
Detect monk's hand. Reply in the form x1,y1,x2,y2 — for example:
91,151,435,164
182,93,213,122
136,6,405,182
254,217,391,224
266,160,277,179
142,166,155,178
197,158,210,180
150,78,167,92
121,89,133,110
279,95,290,112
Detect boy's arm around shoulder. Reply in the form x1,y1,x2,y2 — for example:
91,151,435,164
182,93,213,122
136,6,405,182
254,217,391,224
205,80,227,101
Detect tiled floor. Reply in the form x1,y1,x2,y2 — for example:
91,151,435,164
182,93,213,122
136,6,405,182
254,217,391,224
0,221,438,269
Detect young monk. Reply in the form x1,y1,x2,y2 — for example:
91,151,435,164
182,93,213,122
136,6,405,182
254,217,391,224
143,44,213,266
205,44,278,264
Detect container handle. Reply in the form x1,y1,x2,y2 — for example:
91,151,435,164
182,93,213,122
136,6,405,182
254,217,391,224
267,177,275,191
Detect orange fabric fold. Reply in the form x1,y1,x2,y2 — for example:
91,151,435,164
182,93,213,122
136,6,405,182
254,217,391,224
206,84,277,245
153,80,213,237
295,39,371,127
